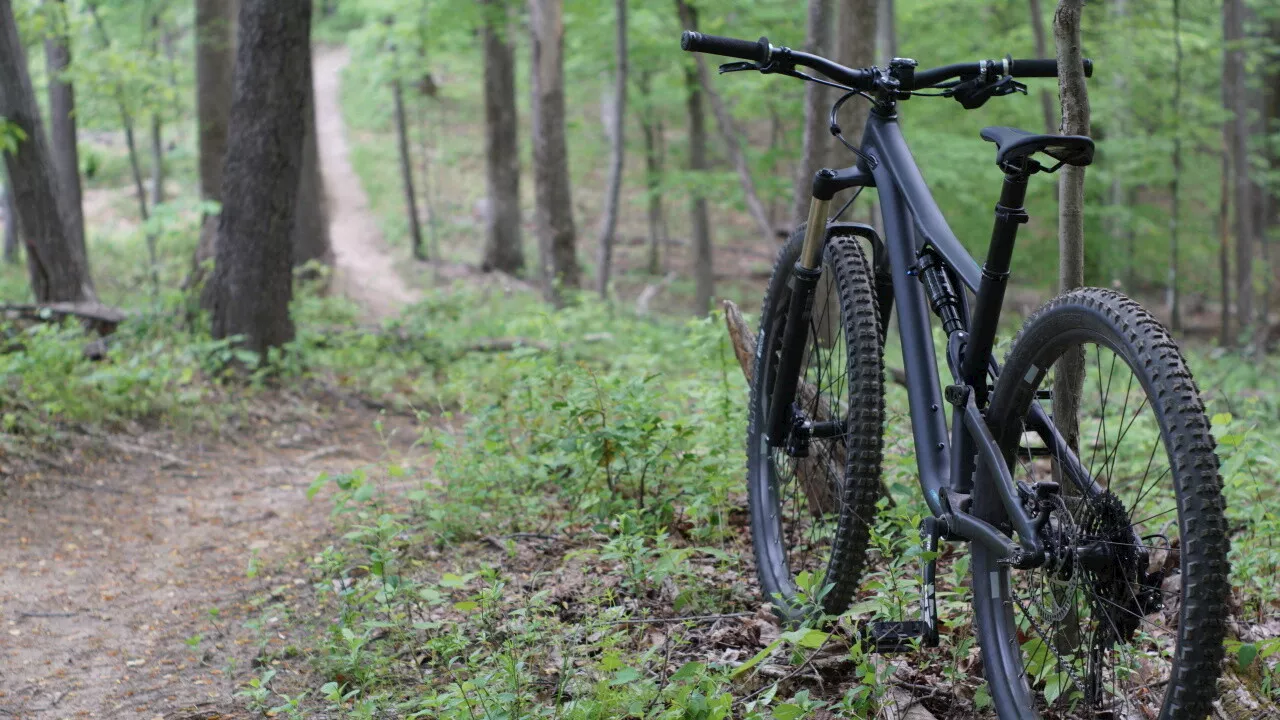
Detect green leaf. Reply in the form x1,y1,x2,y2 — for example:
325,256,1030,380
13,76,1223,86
1238,643,1259,670
772,703,804,720
670,661,704,682
1211,412,1232,426
732,637,782,679
453,600,479,612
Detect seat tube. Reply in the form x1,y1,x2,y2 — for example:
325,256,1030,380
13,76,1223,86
960,170,1030,405
765,195,830,445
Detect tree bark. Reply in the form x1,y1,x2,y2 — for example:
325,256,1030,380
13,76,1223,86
293,47,331,272
675,0,774,247
43,0,85,256
792,0,832,228
1028,0,1056,133
683,64,713,316
529,0,579,304
1051,0,1089,456
1224,0,1253,347
876,0,896,62
480,0,524,275
1166,0,1182,332
0,0,94,302
205,0,311,355
149,12,165,208
194,0,237,272
832,0,876,168
638,72,666,276
391,76,426,262
1220,148,1232,346
2,174,18,264
595,0,627,299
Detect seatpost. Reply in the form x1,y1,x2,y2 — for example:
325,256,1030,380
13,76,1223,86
959,163,1032,406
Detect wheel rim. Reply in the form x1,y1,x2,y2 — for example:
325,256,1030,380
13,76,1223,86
753,265,854,610
991,339,1185,718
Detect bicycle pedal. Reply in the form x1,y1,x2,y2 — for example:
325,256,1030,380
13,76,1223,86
863,621,930,653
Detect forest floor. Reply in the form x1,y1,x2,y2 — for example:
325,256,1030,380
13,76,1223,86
0,48,424,719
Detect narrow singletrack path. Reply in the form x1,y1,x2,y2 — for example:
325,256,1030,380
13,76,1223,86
0,48,424,720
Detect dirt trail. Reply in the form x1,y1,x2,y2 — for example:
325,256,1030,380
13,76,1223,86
0,49,423,719
315,47,420,319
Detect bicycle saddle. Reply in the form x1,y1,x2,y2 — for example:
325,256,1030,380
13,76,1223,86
980,126,1094,168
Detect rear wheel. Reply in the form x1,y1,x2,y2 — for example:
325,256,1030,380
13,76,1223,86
973,288,1229,719
746,229,885,623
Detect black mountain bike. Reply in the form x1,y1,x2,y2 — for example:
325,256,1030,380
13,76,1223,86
681,32,1230,719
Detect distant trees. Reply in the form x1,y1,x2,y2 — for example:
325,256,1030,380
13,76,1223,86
674,0,713,316
529,0,579,304
292,40,332,271
793,0,832,228
595,0,627,298
480,0,524,275
0,0,95,303
1223,0,1253,347
205,0,312,354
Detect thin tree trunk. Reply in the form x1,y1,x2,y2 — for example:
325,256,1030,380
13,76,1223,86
1167,0,1181,332
684,64,713,316
876,0,896,62
149,12,165,208
1052,0,1089,458
1224,0,1253,347
193,0,236,276
87,2,149,224
638,72,666,276
391,76,425,261
675,0,774,247
595,0,627,299
792,0,832,229
205,0,311,355
1220,148,1232,346
530,0,579,304
292,50,332,273
0,0,94,302
43,0,85,256
480,0,523,274
2,176,18,264
1028,0,1056,133
833,0,876,165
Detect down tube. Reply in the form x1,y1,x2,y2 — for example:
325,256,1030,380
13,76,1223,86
873,169,950,517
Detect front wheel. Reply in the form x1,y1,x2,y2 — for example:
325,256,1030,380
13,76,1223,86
746,229,885,623
972,288,1229,719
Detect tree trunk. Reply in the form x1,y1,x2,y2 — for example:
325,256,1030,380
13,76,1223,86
1028,0,1056,133
2,175,18,264
194,0,237,273
87,3,149,224
1220,148,1232,346
1224,0,1253,347
529,0,579,304
0,0,94,302
1166,0,1182,332
684,64,713,316
480,0,524,275
43,0,85,256
595,0,627,299
293,49,332,272
792,0,832,228
876,0,896,62
391,76,425,261
675,0,774,246
1051,0,1089,458
833,0,876,166
149,12,165,208
639,73,666,277
205,0,311,355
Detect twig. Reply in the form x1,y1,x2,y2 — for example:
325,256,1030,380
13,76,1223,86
18,611,77,619
106,440,190,469
465,337,552,353
600,612,753,626
57,479,128,495
296,445,344,464
636,272,677,316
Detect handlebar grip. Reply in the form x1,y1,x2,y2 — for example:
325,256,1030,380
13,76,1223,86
1010,58,1094,78
680,31,771,64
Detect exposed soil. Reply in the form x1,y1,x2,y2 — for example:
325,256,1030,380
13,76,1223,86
0,48,422,719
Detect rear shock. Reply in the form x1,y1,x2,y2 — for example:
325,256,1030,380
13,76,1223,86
915,250,965,336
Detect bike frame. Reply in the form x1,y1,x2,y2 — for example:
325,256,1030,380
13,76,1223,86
773,102,1102,567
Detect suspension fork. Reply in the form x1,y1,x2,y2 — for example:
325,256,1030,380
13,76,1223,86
765,196,831,446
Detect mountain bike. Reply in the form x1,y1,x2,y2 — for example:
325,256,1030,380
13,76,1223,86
681,31,1229,719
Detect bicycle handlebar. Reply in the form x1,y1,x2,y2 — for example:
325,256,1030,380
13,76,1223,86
679,31,1093,92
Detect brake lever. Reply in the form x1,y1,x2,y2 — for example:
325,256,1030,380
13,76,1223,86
718,61,761,74
949,75,1027,110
